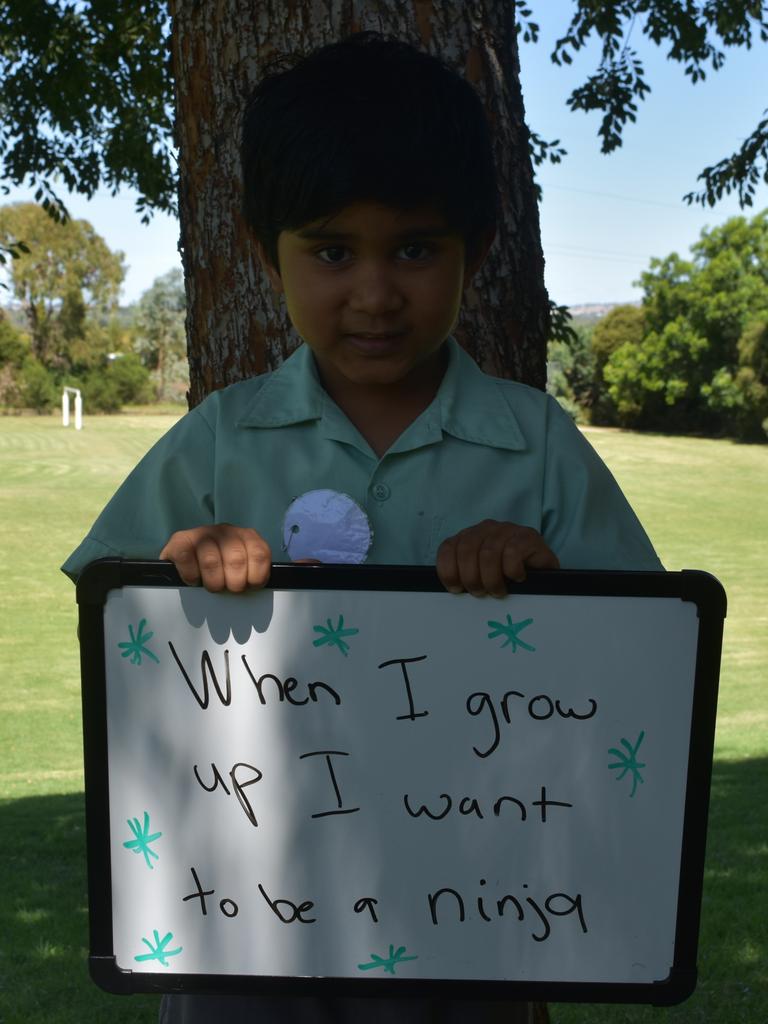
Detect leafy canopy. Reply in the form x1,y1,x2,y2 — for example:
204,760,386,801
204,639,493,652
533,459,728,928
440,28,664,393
0,201,125,369
0,0,175,229
604,210,768,438
0,0,766,249
519,0,768,208
548,211,768,439
133,267,187,399
591,304,646,366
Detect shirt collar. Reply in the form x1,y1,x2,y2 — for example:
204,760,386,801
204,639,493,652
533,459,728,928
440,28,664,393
433,337,527,452
239,343,324,428
238,338,526,453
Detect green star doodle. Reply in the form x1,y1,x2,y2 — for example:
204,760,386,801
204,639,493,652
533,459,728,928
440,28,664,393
134,929,182,967
123,811,162,869
118,619,160,666
608,731,646,798
487,615,535,652
312,614,359,657
358,944,418,975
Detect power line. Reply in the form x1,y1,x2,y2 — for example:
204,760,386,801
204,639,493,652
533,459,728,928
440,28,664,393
545,248,650,267
539,182,687,210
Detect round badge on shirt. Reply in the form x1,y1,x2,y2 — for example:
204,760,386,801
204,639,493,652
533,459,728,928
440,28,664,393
282,489,372,564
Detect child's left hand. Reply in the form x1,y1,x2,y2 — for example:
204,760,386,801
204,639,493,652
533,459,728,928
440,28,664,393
436,519,559,597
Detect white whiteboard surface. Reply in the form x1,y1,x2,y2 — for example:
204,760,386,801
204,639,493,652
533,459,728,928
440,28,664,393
92,576,710,990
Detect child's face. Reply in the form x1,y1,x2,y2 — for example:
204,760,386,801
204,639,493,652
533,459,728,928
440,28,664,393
261,202,485,393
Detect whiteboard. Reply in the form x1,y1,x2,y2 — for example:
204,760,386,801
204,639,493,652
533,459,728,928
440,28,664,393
77,562,725,1005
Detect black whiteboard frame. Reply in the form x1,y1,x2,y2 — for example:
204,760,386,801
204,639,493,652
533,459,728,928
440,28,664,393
77,560,725,1005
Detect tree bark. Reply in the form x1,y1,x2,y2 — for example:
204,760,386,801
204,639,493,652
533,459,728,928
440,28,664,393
169,0,550,407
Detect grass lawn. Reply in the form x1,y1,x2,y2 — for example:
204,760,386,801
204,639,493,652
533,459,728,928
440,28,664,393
551,428,768,1024
0,413,765,1022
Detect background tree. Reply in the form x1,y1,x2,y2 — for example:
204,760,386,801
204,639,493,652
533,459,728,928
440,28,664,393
603,211,768,439
82,351,155,412
0,202,155,412
591,305,645,368
546,325,596,421
589,303,645,422
0,306,27,367
133,268,188,400
0,202,125,370
704,316,768,439
0,307,28,410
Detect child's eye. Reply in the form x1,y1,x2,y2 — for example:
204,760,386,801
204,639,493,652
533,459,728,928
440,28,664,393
398,242,433,261
316,246,350,264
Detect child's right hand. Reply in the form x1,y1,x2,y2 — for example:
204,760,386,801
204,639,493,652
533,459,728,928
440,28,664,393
160,524,271,592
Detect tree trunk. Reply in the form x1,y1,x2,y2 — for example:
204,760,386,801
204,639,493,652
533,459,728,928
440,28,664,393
169,0,550,407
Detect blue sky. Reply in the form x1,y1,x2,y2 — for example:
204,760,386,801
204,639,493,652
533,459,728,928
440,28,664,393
521,1,768,304
2,3,767,308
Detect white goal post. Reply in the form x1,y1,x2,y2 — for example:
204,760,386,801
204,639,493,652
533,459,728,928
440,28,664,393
62,386,83,430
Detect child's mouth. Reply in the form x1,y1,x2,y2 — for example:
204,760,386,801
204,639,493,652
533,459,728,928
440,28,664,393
345,331,406,353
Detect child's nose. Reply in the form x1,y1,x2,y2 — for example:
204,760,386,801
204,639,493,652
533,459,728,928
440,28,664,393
347,263,404,315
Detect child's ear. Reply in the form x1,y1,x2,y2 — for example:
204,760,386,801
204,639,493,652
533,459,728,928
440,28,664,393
463,227,496,286
255,242,284,294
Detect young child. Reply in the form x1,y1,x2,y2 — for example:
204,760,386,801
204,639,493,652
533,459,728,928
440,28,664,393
64,32,661,1024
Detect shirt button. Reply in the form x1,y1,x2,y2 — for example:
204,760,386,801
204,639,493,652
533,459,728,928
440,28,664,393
371,483,391,501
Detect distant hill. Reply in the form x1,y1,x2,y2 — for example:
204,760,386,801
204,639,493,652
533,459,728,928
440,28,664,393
567,301,641,327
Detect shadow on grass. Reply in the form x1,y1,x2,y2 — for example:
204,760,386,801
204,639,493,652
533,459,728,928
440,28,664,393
1,761,766,1024
551,757,768,1024
0,791,159,1024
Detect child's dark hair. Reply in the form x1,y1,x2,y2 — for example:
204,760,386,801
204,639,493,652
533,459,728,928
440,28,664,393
241,33,498,267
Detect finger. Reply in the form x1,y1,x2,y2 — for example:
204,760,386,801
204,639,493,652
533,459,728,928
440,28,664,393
524,544,560,571
160,529,205,585
240,529,272,587
218,532,252,592
477,534,510,597
501,530,559,584
208,525,270,592
435,535,463,593
195,535,229,592
453,527,489,597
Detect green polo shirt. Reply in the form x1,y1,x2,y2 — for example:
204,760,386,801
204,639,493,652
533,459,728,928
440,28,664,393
62,338,661,579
